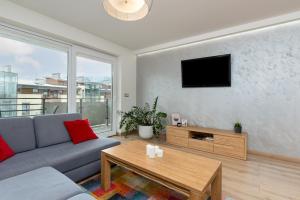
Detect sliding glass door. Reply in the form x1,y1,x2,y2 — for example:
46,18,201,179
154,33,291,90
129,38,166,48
75,48,116,137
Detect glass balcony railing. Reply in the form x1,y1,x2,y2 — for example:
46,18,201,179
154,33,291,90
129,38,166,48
0,97,112,134
76,97,112,133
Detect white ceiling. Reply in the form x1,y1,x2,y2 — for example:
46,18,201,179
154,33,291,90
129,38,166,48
9,0,300,50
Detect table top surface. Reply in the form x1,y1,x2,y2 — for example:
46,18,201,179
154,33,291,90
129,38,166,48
102,140,222,192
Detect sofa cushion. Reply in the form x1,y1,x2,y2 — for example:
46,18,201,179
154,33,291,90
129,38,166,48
0,135,15,162
0,167,84,200
0,149,48,181
0,117,36,153
36,138,120,173
34,113,82,148
64,119,98,144
67,193,96,200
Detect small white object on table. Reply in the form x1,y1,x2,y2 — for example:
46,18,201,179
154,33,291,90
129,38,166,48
146,144,164,158
156,148,164,157
146,144,156,158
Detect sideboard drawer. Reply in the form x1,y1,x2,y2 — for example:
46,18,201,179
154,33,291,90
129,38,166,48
214,135,244,148
167,128,189,138
214,144,244,158
188,139,213,152
167,136,188,147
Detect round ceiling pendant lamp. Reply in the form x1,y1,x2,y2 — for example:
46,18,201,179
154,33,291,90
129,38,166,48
103,0,153,21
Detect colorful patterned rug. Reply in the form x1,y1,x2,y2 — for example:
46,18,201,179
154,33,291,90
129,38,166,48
81,166,218,200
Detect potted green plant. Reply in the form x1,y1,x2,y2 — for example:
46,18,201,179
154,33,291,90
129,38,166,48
234,122,242,133
120,97,167,139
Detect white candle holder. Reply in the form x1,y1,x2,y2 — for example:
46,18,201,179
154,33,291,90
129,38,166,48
156,149,164,157
146,144,156,158
146,144,164,158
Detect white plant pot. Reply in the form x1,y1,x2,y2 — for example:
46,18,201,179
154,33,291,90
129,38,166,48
138,125,153,139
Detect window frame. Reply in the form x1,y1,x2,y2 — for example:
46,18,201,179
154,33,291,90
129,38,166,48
0,24,118,135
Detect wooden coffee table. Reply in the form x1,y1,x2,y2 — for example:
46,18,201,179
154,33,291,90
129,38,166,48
101,141,222,200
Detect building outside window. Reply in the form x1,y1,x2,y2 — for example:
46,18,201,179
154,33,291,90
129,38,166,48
0,65,18,117
0,34,68,117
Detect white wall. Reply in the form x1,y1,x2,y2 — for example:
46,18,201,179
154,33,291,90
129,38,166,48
0,0,136,132
116,53,137,132
137,21,300,158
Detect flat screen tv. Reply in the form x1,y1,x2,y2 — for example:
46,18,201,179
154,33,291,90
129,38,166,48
181,54,231,88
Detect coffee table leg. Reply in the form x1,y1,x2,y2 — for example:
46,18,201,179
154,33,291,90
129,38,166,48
101,152,111,191
211,166,222,200
190,191,205,200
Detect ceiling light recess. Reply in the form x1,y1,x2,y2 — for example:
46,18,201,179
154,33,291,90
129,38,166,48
103,0,153,21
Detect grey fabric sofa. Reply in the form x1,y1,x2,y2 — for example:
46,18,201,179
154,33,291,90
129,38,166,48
0,113,120,181
0,167,94,200
0,167,95,200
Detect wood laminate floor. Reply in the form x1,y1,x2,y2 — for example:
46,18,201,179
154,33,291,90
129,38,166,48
113,135,300,200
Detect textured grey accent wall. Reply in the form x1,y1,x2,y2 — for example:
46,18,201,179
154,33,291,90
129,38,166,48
137,22,300,157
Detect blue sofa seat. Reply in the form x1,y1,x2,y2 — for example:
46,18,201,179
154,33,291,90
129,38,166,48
0,167,92,200
0,149,48,180
36,138,120,173
0,138,120,181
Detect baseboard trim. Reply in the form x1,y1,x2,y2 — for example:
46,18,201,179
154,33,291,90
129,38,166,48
248,150,300,164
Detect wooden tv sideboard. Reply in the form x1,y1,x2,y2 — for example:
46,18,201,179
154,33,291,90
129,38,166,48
166,125,248,160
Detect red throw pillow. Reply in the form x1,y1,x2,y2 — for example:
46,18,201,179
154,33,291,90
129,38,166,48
0,135,15,162
64,119,98,144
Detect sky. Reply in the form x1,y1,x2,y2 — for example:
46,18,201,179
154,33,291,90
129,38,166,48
77,56,112,82
0,35,112,84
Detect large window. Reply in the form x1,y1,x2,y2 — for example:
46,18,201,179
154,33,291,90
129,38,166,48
0,26,117,136
0,35,68,117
